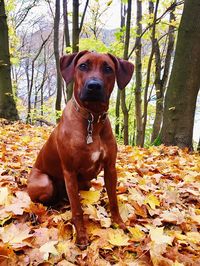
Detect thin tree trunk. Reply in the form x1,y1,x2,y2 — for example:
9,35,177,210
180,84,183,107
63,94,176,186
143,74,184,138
72,0,79,53
0,0,19,120
160,0,200,149
135,0,143,146
66,0,89,101
63,0,70,48
26,32,51,123
66,0,79,101
115,3,126,137
142,0,159,147
115,91,120,136
121,0,132,145
79,0,89,33
54,0,62,120
151,5,176,143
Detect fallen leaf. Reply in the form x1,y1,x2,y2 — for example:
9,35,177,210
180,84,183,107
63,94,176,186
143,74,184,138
39,240,59,260
80,190,100,205
149,226,174,245
0,223,33,249
144,193,160,210
129,225,146,242
108,229,130,246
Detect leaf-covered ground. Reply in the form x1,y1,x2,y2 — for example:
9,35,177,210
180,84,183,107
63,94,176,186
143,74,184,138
0,120,199,266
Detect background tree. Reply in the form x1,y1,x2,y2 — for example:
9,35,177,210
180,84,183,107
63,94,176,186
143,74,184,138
115,2,126,138
160,0,200,149
0,0,19,120
63,0,70,49
134,0,143,146
121,0,132,145
66,0,89,101
151,2,176,143
54,0,62,118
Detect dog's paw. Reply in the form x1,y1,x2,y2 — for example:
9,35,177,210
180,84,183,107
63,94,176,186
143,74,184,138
112,216,127,230
118,221,127,230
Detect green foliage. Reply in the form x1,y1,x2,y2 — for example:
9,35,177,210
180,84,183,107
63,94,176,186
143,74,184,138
79,38,108,53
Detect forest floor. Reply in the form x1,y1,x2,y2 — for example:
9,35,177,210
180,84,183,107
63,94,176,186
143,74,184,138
0,120,200,266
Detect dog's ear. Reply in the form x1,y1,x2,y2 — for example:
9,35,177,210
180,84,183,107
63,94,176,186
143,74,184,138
108,54,134,90
60,50,89,85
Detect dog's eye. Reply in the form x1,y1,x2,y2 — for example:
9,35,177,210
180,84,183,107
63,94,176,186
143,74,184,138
104,65,113,74
79,63,88,71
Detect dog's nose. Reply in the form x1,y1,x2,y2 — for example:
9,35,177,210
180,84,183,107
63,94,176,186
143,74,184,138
87,80,103,91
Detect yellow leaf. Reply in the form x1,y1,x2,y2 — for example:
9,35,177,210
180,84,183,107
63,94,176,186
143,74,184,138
172,261,184,266
0,187,10,205
39,240,58,260
129,226,145,242
108,229,129,246
0,223,33,248
191,214,200,224
118,203,131,223
128,188,144,206
144,193,160,210
83,204,98,219
80,190,100,205
186,232,200,244
149,227,173,245
97,206,111,228
53,211,72,223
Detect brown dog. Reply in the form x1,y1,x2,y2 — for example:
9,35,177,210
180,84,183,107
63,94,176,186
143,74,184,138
27,51,134,249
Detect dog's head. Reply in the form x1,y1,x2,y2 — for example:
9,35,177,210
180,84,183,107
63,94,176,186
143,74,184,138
60,50,134,112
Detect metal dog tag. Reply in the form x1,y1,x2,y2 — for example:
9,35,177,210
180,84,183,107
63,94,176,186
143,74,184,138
87,135,93,144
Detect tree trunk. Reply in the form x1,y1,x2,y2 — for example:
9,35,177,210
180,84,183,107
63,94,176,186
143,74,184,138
115,90,120,137
142,0,159,146
121,0,132,145
54,0,62,119
63,0,70,48
115,3,126,138
0,0,19,120
72,0,79,53
66,0,79,101
151,5,176,143
135,0,143,146
160,0,200,149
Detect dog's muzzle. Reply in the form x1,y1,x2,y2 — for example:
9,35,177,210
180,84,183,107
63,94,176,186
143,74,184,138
79,79,106,102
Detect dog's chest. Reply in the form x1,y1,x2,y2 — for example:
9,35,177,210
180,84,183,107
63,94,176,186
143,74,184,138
78,145,106,178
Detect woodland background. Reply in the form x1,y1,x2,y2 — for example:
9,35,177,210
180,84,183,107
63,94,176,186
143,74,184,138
0,0,200,150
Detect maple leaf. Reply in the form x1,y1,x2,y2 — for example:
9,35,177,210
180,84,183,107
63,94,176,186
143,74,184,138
96,205,111,228
108,229,130,246
4,191,31,215
160,208,185,224
144,193,160,210
39,240,59,260
129,225,146,242
0,223,33,249
118,202,135,222
149,226,174,245
0,187,11,205
80,190,101,205
191,214,200,225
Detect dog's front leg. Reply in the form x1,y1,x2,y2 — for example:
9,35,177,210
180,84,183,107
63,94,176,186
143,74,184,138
63,169,88,249
104,164,126,230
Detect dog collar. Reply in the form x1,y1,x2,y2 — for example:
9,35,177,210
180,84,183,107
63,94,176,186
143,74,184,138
72,95,108,144
72,94,108,123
